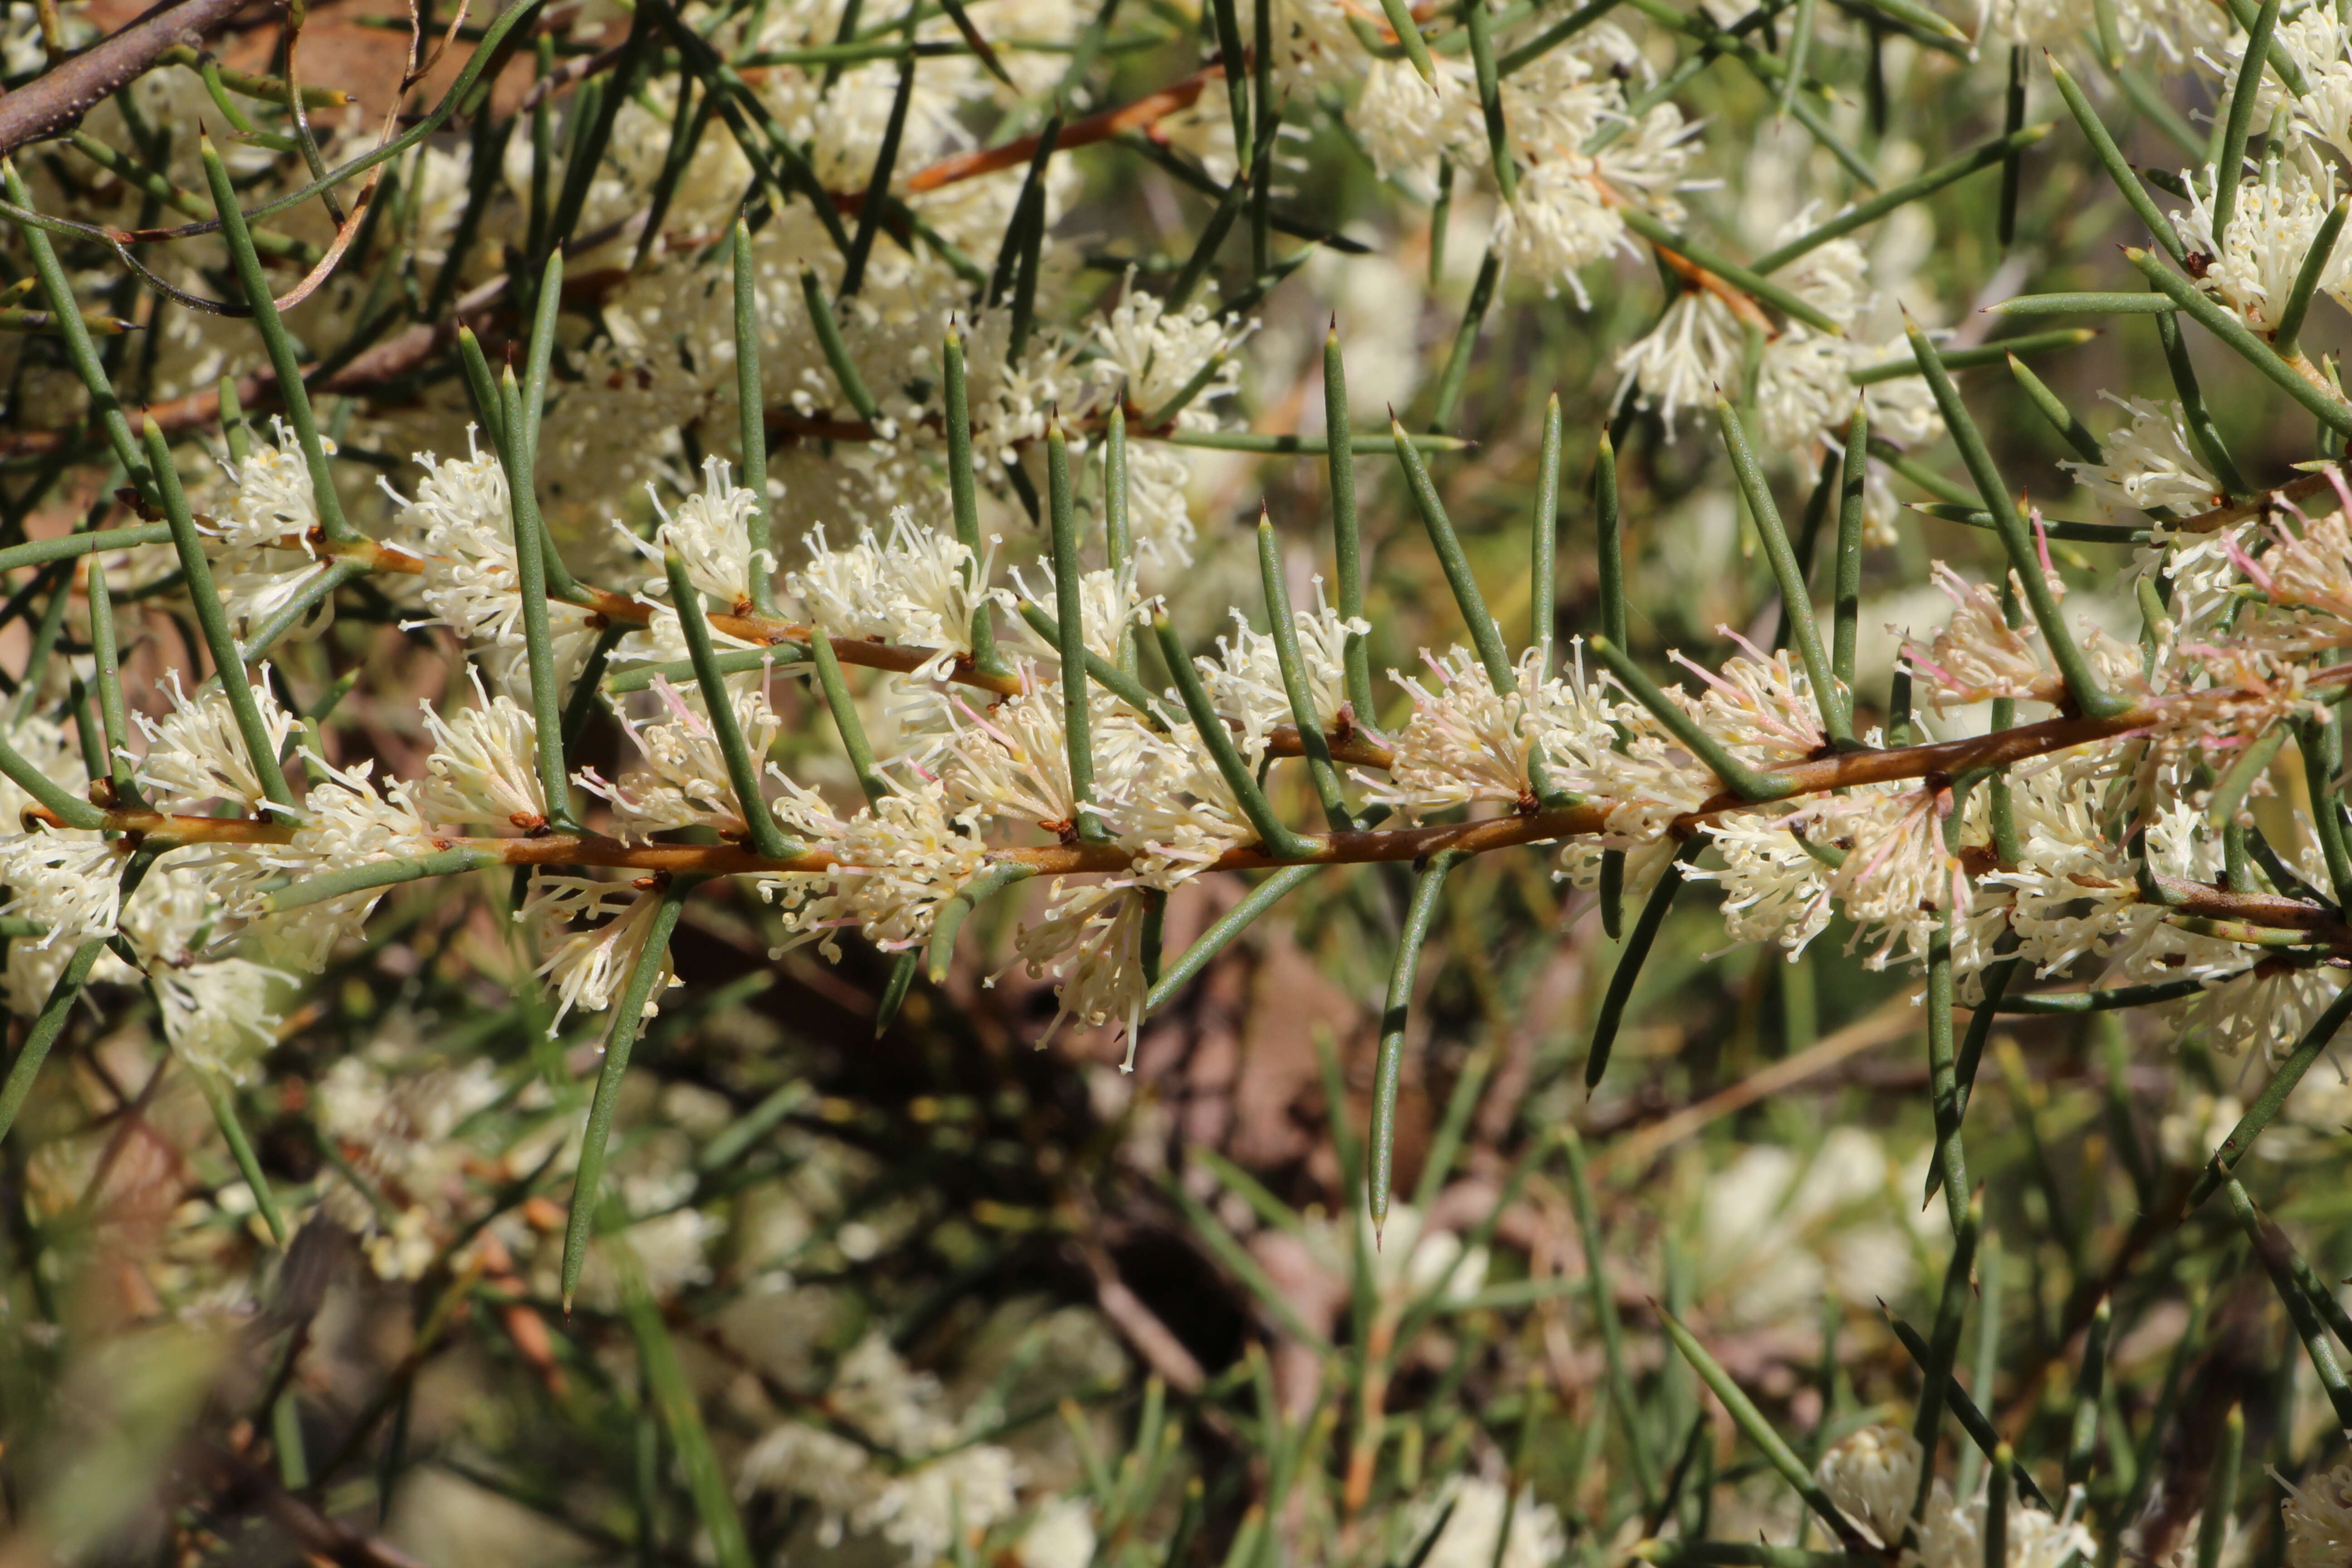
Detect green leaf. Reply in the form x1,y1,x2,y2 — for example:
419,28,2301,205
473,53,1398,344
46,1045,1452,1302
1903,322,2127,718
622,1245,754,1568
1658,1303,1870,1548
1585,838,1704,1090
1369,851,1461,1242
562,878,696,1312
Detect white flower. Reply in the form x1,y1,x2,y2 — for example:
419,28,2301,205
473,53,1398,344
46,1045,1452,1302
788,511,998,677
1362,646,1551,819
1614,290,1743,435
386,436,600,696
1986,0,2223,60
1089,287,1251,428
1908,564,2060,710
1915,1487,2100,1568
0,829,123,950
0,714,87,830
621,455,772,607
1696,1128,1936,1327
582,678,784,841
135,671,301,817
932,676,1150,838
1007,560,1146,666
1496,161,1635,307
522,876,685,1032
1811,779,1973,970
761,777,991,959
156,958,287,1081
1302,1200,1487,1302
213,548,343,647
1694,812,1834,958
2063,396,2222,515
1010,879,1153,1060
1121,441,1202,564
1818,1424,1921,1548
1355,59,1482,180
1112,721,1260,887
2279,1461,2352,1568
2170,154,2348,334
737,1332,1021,1558
418,672,548,830
1756,328,1860,451
1404,1476,1568,1568
201,753,442,972
210,419,328,550
1502,33,1647,161
568,1203,720,1310
1546,639,1716,843
1015,1499,1097,1568
1986,751,2134,976
1198,581,1367,747
1668,632,1830,767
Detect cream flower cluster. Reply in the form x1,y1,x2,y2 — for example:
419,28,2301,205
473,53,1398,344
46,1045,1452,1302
1818,1425,2101,1568
2164,14,2352,340
23,394,2352,1082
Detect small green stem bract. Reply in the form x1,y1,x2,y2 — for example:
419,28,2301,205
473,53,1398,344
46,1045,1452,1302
499,372,583,834
1848,328,2094,383
806,624,892,813
942,326,1002,675
1392,417,1513,691
2127,247,2352,440
1657,1303,1871,1549
1324,328,1375,721
2212,0,2284,250
2047,60,2189,266
193,1062,288,1245
1617,206,1842,335
266,847,505,912
1832,400,1866,695
2225,1178,2352,1429
925,862,1034,983
2276,197,2349,363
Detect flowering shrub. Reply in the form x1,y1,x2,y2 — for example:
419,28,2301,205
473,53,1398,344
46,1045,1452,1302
4,0,2352,1560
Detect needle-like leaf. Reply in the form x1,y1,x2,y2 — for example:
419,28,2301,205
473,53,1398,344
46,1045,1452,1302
1153,615,1317,860
2189,980,2352,1206
1368,849,1460,1243
734,221,779,616
562,877,697,1313
1657,1302,1871,1549
1258,515,1352,831
1717,398,1849,741
499,371,583,833
1905,321,2128,719
2212,0,2284,249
